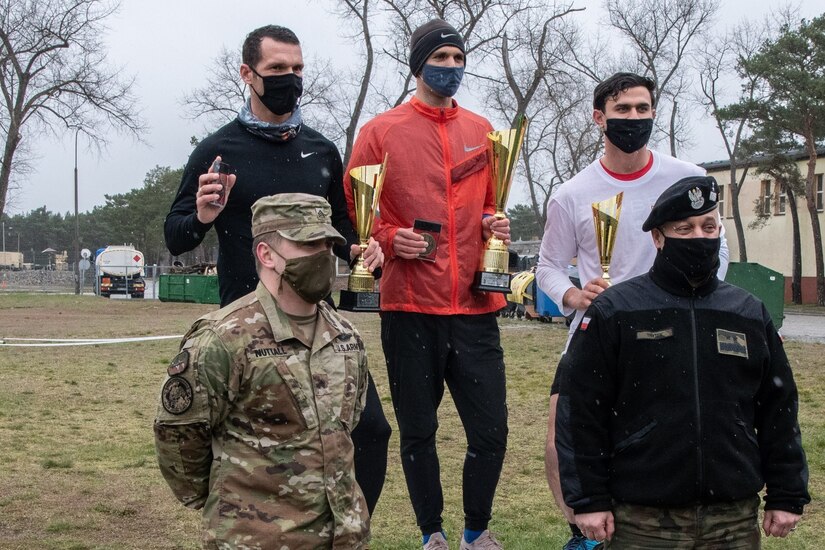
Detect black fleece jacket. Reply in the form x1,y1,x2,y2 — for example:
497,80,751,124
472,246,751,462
556,262,809,515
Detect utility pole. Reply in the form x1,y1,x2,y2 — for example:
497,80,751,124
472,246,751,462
74,128,81,295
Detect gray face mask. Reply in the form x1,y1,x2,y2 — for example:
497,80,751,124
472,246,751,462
276,249,335,303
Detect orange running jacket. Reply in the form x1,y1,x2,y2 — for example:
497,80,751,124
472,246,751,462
345,97,506,315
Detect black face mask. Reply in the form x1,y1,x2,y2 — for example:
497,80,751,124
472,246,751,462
250,69,303,116
604,118,653,154
655,236,721,287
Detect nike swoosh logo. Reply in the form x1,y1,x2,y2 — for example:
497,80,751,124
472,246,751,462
300,151,317,158
441,33,457,38
464,144,483,152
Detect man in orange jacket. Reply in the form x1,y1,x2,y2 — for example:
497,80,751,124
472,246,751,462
345,18,511,550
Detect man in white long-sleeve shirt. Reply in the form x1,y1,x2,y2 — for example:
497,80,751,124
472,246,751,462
536,72,729,550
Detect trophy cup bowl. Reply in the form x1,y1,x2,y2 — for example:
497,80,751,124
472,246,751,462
591,192,623,285
339,154,388,312
473,114,529,293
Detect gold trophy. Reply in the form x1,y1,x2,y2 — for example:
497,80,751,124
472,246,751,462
591,192,623,284
339,154,388,312
473,114,529,293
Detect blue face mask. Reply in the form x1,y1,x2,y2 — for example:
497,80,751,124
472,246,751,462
421,64,464,98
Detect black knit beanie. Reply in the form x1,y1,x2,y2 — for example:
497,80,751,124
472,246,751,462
409,19,466,76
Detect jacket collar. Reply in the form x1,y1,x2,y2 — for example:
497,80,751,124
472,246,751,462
410,95,460,122
255,282,343,349
648,258,720,298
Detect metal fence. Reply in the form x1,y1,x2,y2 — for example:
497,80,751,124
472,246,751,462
0,259,353,300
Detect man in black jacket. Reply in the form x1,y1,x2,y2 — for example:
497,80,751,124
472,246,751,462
164,25,391,516
556,176,809,548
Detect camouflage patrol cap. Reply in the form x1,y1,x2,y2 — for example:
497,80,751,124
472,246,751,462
251,193,346,244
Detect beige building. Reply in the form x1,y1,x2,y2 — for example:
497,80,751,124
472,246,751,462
702,148,825,303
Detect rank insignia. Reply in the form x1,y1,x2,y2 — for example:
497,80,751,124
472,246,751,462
167,350,190,376
162,377,193,415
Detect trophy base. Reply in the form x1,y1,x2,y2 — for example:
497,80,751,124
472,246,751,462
473,271,512,294
338,290,381,312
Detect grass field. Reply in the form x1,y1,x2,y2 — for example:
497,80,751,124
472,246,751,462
0,293,821,549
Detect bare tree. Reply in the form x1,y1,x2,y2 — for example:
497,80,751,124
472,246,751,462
327,0,377,166
696,20,770,261
605,0,719,157
0,0,145,218
378,0,533,109
181,46,247,127
481,4,594,226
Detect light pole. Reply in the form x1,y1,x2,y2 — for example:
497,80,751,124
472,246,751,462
74,128,81,295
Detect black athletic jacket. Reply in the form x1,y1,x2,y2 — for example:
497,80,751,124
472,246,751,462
556,264,810,515
164,120,357,306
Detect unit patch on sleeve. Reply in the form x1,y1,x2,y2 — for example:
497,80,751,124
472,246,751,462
167,350,190,376
161,377,193,415
716,329,749,359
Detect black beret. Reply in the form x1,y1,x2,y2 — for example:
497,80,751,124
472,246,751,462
642,176,720,232
409,19,465,76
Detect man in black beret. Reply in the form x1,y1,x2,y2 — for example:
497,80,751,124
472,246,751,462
554,175,809,548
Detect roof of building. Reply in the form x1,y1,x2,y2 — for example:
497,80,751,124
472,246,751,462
699,145,825,172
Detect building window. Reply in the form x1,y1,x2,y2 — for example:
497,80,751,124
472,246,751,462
761,180,772,216
817,174,823,212
718,185,725,218
777,184,787,215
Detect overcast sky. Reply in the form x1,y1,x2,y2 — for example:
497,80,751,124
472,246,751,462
9,0,817,216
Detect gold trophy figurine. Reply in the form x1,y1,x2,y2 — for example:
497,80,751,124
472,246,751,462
473,114,529,293
591,192,623,285
339,154,388,312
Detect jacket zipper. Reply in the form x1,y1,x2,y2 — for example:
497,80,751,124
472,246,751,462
689,295,704,499
437,108,459,310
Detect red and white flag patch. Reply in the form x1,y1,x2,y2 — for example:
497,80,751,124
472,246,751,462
580,316,591,330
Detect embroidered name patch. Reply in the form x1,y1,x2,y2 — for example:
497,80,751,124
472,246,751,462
636,328,674,340
717,329,748,358
333,342,359,353
161,377,193,415
252,346,288,358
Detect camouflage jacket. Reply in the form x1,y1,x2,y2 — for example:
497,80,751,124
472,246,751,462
154,283,370,549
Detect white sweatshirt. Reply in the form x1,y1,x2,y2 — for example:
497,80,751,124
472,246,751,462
536,151,729,343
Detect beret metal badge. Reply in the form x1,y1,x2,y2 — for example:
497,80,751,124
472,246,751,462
689,187,704,210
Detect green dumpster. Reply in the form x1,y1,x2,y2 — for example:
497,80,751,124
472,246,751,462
158,274,220,304
725,262,784,329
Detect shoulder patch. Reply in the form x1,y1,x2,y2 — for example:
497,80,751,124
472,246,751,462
167,350,190,376
579,316,591,331
717,329,748,359
161,377,193,415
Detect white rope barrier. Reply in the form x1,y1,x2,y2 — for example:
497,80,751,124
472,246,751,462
0,335,183,347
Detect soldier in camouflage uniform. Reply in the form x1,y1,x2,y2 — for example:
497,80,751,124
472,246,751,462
155,193,370,549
